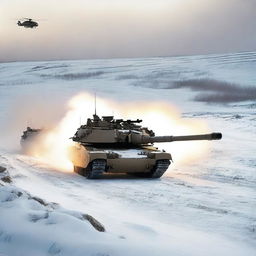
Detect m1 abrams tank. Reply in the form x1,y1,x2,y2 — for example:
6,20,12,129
69,114,222,179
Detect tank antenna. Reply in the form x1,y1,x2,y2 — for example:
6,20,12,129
94,93,97,116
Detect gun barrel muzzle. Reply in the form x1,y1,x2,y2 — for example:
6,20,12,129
210,133,222,140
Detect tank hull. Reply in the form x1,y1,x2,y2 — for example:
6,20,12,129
69,144,172,178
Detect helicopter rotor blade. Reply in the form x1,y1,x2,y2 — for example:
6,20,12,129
20,17,47,22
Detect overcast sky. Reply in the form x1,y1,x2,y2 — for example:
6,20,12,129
0,0,256,61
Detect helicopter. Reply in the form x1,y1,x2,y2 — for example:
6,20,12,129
17,18,38,28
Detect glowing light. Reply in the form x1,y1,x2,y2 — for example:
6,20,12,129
117,102,210,167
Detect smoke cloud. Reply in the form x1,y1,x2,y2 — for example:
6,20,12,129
0,92,212,172
169,79,256,103
0,94,68,151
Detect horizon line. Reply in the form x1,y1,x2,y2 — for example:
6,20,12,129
1,49,256,64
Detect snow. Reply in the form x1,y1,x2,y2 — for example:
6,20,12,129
0,52,256,255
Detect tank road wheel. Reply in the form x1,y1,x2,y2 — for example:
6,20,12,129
150,160,170,178
84,159,106,179
74,166,84,175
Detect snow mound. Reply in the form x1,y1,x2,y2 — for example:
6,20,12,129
0,170,110,256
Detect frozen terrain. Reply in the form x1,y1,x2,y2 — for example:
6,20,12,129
0,51,256,255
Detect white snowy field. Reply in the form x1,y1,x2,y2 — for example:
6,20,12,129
0,51,256,256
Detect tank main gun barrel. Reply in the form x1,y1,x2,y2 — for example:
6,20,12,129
132,133,222,144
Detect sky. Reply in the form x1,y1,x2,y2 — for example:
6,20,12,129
0,0,256,62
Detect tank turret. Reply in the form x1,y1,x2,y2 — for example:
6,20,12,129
72,115,221,146
21,127,42,141
69,115,222,179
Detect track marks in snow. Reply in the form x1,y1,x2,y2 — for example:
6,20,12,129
48,242,61,255
0,231,12,243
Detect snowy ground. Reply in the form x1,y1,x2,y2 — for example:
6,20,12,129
0,51,256,255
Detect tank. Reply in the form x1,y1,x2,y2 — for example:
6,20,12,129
20,127,42,149
69,114,222,179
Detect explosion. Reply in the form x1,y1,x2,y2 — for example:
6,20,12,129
21,92,210,173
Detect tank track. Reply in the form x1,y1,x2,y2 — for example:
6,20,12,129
150,160,170,178
132,160,170,178
84,159,106,179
